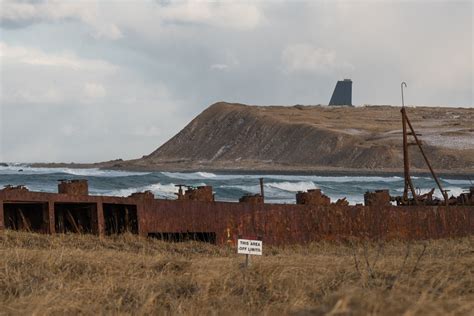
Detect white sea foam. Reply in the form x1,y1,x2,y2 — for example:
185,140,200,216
339,195,364,205
267,181,317,192
440,187,469,198
196,172,218,178
162,171,405,183
2,165,469,205
220,184,261,194
61,168,150,177
441,178,473,185
162,171,230,180
104,182,212,199
221,183,362,205
164,171,217,179
105,182,180,198
394,187,469,199
0,165,149,177
222,181,317,193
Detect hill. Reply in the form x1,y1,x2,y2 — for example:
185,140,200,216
117,102,474,174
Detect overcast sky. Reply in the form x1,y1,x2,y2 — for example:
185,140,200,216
0,0,472,163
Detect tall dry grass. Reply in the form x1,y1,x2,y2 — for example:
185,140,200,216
0,231,473,315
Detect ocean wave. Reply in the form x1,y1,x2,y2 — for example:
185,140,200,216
161,171,229,180
161,171,405,183
264,175,404,183
220,184,260,193
0,165,150,177
309,176,404,183
105,182,179,198
413,187,469,199
394,186,468,198
440,178,473,185
62,168,150,177
103,182,211,199
442,187,469,198
221,181,317,193
267,181,317,192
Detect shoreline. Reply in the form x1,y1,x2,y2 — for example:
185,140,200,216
14,162,474,179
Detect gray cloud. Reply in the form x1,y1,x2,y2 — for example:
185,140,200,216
0,0,472,163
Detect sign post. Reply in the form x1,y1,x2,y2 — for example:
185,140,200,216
237,238,262,268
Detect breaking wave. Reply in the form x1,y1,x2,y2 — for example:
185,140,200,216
267,181,317,192
161,171,405,183
161,171,237,180
61,168,150,177
394,186,468,198
441,187,468,198
308,176,403,183
222,181,317,193
1,164,470,205
0,165,150,177
106,183,179,198
440,178,473,185
104,182,209,199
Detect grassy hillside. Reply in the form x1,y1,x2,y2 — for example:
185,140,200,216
123,102,474,173
32,103,474,174
1,231,473,315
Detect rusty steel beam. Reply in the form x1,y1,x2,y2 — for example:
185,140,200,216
48,202,55,234
403,111,448,204
400,82,446,205
401,107,419,204
0,201,4,230
65,209,81,233
96,202,105,237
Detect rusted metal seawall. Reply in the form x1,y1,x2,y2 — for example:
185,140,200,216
140,200,473,245
0,188,145,236
1,186,473,245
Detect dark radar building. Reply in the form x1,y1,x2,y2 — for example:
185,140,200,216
329,79,352,106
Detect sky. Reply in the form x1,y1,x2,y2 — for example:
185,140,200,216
0,0,472,163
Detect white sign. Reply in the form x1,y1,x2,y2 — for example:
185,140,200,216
237,239,262,256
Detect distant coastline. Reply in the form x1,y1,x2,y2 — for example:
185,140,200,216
7,102,474,179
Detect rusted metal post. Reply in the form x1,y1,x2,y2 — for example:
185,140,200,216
259,178,264,202
401,82,418,204
402,108,409,201
57,210,64,233
175,184,185,200
125,207,130,232
0,200,4,231
97,202,105,237
245,254,251,268
401,81,407,108
402,110,418,204
18,209,31,232
136,203,146,237
65,210,81,233
48,202,55,234
42,203,49,233
113,207,119,233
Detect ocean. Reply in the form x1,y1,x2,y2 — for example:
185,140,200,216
0,164,471,205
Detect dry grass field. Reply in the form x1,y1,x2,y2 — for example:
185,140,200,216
0,231,473,315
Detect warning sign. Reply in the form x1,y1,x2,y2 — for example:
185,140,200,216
237,239,262,256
